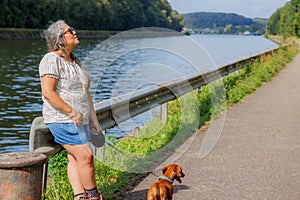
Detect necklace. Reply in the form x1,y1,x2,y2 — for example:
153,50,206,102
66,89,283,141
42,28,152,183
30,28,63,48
73,62,88,95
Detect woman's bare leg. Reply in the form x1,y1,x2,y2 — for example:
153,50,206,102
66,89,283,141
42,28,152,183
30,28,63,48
67,153,85,194
63,143,97,191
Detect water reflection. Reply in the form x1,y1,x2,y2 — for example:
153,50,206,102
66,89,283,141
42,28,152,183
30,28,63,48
0,39,46,152
0,39,100,153
0,35,278,153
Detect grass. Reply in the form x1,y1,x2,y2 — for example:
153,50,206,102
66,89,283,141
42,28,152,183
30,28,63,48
44,37,298,200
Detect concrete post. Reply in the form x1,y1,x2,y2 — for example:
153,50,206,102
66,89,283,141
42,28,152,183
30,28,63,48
160,103,168,123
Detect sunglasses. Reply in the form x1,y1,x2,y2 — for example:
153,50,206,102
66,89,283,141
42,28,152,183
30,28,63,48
63,27,75,35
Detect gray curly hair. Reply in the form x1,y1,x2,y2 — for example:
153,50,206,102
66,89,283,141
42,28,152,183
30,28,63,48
44,20,81,65
45,20,66,52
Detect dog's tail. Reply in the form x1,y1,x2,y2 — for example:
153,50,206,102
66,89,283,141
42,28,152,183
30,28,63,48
155,183,160,200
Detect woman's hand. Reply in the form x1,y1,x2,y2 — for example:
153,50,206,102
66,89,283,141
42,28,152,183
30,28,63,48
90,117,100,133
68,109,83,126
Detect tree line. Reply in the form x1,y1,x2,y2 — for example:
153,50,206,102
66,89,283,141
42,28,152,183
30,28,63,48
0,0,184,31
183,12,266,35
184,12,254,28
266,0,300,37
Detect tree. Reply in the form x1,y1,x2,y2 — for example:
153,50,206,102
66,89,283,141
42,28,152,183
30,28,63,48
115,0,145,30
278,2,294,37
266,0,300,37
169,10,184,31
293,0,300,36
294,4,300,36
266,8,282,35
0,0,184,31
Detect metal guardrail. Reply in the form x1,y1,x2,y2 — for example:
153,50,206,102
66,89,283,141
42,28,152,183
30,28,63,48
94,53,265,130
29,47,278,155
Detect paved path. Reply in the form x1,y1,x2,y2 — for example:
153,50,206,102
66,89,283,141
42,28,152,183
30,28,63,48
119,51,300,199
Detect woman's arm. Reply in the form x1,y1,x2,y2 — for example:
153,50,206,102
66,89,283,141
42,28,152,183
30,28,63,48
41,76,83,125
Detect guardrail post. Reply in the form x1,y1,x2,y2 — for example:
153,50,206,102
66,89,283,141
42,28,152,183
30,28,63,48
0,152,47,199
160,103,168,123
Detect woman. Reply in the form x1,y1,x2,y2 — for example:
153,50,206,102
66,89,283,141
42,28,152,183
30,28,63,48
39,20,103,200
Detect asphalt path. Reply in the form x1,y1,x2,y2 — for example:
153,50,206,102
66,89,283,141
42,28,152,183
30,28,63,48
118,50,300,199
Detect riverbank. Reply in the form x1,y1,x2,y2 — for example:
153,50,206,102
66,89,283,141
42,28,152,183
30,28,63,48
0,28,119,39
122,40,300,200
43,38,299,200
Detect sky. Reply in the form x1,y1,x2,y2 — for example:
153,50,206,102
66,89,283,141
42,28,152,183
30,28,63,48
168,0,290,18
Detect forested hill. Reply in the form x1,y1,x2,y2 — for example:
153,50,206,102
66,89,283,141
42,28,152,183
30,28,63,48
0,0,184,31
182,12,267,34
183,12,258,28
266,0,300,37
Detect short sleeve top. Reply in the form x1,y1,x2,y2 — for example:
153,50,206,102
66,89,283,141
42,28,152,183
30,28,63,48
39,52,91,124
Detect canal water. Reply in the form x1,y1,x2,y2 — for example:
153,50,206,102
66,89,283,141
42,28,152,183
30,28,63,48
0,34,278,153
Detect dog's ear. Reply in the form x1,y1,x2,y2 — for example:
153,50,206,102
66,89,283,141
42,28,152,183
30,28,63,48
174,166,183,177
162,166,168,174
174,175,182,183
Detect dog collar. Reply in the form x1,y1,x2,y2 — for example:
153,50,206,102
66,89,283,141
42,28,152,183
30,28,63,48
159,175,174,184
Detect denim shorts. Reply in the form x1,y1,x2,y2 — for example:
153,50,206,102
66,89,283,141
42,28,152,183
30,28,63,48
47,123,91,145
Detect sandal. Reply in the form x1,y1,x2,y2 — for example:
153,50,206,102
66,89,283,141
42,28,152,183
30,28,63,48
88,193,104,200
74,193,89,200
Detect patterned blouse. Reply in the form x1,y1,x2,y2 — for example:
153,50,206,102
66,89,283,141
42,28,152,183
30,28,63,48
39,52,91,124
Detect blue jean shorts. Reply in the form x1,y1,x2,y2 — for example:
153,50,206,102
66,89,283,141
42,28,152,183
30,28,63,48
47,123,91,145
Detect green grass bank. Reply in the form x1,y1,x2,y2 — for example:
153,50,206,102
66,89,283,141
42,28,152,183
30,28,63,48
44,37,299,200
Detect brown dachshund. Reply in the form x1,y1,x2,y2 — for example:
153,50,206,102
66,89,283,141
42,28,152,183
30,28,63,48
147,164,185,200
